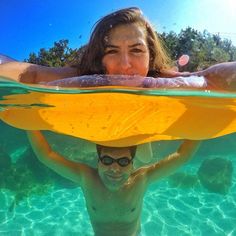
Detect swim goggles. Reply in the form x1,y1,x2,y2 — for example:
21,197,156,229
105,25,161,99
99,155,133,167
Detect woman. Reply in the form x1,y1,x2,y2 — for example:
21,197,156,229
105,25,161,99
78,7,172,77
0,7,235,88
0,7,177,84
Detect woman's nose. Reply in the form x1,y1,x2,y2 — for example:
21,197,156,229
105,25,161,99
119,54,131,70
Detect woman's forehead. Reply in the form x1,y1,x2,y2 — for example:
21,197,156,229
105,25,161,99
105,24,147,44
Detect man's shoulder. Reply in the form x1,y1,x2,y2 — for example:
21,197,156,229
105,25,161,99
80,164,97,175
80,166,102,189
131,167,148,181
131,163,160,183
80,165,100,182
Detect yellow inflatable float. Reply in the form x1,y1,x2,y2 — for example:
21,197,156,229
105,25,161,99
0,75,236,147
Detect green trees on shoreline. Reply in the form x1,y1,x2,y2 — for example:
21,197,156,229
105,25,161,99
161,27,236,71
26,27,236,72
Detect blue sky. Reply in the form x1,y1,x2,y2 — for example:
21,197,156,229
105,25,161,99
1,0,236,61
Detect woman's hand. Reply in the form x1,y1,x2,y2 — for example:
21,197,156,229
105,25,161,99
159,69,191,78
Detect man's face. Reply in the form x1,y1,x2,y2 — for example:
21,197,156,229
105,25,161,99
98,147,134,191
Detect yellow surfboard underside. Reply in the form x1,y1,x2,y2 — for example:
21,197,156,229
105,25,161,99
1,91,236,147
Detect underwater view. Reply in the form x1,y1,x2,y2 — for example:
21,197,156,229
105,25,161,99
0,120,236,235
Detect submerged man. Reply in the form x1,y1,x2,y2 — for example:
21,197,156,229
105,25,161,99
27,130,200,236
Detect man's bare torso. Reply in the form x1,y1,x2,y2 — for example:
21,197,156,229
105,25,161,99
80,167,148,236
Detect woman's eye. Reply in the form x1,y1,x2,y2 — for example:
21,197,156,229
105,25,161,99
105,49,117,54
131,48,143,53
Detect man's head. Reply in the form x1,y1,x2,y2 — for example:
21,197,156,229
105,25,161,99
96,144,137,191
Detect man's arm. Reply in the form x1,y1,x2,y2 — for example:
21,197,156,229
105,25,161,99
145,140,201,184
0,62,78,84
27,131,88,184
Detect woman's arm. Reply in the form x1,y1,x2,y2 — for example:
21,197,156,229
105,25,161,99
161,61,236,90
145,140,201,184
0,62,78,84
27,131,87,184
191,62,236,90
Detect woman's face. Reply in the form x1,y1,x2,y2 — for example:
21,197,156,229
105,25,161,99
102,23,150,76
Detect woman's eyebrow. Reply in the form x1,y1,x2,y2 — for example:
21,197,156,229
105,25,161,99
129,43,145,48
104,44,119,48
105,43,145,48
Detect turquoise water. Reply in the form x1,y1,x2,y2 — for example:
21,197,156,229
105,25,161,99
0,78,236,235
0,127,235,235
1,75,236,97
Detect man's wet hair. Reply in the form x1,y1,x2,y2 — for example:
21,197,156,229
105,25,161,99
96,144,137,159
